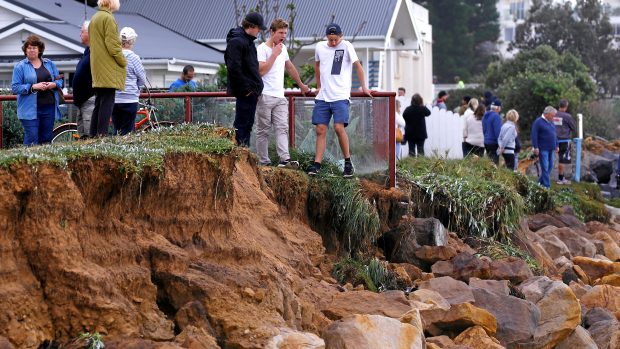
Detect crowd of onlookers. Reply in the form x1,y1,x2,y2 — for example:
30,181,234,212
395,88,576,188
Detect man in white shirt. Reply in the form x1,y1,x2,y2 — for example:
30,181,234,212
397,87,409,111
256,18,310,167
307,23,373,178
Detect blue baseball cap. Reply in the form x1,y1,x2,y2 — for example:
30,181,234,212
326,23,342,36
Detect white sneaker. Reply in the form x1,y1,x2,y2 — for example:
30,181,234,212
556,180,565,185
562,179,572,185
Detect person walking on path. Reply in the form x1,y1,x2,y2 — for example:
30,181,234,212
306,23,373,178
482,99,502,165
497,109,519,170
255,18,310,167
554,99,576,184
225,12,265,147
402,93,431,157
531,106,559,188
72,20,95,139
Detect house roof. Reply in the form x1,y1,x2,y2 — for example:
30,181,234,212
2,0,223,63
119,0,398,42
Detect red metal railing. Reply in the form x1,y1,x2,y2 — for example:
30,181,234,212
0,91,396,186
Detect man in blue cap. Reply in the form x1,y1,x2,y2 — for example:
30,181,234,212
482,98,502,165
225,12,266,146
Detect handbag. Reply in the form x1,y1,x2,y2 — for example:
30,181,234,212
395,127,404,143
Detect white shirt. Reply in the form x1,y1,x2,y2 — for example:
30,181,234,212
314,40,359,102
463,109,484,147
257,42,290,98
397,95,410,111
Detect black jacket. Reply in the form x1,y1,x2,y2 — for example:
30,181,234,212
403,105,431,141
224,27,263,97
72,47,95,107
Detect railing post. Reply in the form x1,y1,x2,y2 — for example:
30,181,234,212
574,137,582,183
184,96,192,123
389,94,396,188
288,95,296,148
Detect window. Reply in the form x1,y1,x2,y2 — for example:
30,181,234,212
615,23,620,36
504,27,515,42
509,1,526,21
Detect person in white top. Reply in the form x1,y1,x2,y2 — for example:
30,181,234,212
397,87,409,111
395,99,406,160
255,18,310,167
462,98,485,157
306,23,373,178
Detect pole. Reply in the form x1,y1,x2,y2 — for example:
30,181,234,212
577,113,583,139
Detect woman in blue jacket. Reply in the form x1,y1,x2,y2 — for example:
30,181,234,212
11,35,63,145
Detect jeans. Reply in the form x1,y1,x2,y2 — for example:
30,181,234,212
409,139,425,157
112,102,138,136
462,142,484,157
255,95,289,163
502,153,515,171
539,150,554,188
234,93,259,147
20,103,55,145
91,88,116,137
77,96,95,138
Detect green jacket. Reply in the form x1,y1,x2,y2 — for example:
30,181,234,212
89,8,127,90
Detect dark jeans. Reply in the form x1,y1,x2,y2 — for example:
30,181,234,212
462,142,485,157
233,93,259,147
90,88,116,137
502,153,515,170
21,103,55,145
409,139,425,157
112,102,138,136
485,144,499,164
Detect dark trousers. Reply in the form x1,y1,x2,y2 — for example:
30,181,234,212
21,103,55,145
502,153,515,170
409,139,425,157
233,93,259,147
485,144,499,164
462,142,485,157
112,102,138,136
90,88,116,137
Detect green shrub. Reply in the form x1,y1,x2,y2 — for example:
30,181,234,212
477,239,542,275
332,257,398,292
551,182,609,222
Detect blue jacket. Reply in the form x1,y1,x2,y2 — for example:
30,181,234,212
168,78,197,92
11,58,63,120
531,116,558,151
72,47,94,107
482,110,502,145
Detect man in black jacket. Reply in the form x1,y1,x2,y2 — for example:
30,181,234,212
225,12,265,147
72,20,95,138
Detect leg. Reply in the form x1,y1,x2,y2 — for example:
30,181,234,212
502,153,515,171
333,123,351,158
485,144,499,164
37,104,56,144
91,88,115,137
396,142,401,160
254,95,273,164
233,93,259,147
311,100,333,163
20,118,39,146
331,100,352,159
539,150,552,188
474,146,485,157
314,124,328,163
462,142,471,157
416,139,425,156
112,103,138,136
77,96,95,138
272,97,291,162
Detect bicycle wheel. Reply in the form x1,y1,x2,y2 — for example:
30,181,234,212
142,121,176,132
52,123,79,143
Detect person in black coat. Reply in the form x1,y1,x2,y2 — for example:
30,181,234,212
402,93,431,156
224,12,265,147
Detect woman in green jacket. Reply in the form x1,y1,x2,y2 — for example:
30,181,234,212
88,0,127,137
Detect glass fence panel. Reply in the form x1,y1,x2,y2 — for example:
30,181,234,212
140,97,187,124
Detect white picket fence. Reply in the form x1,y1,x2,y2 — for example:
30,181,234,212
399,106,464,159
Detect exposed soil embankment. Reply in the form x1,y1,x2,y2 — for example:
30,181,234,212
0,149,337,348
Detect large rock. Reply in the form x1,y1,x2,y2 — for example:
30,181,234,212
322,311,425,349
453,325,505,349
517,277,581,348
265,328,325,349
534,232,572,260
489,257,533,284
580,285,620,315
321,290,412,321
414,246,457,264
174,301,215,335
0,337,13,349
174,326,220,349
471,288,540,347
425,335,454,348
468,278,509,296
431,253,491,282
417,276,475,305
584,308,620,349
420,302,497,338
527,214,567,232
412,218,448,246
409,289,451,311
592,231,620,261
573,256,620,282
555,325,598,349
554,206,587,231
586,221,620,245
393,263,424,282
590,155,614,183
543,227,597,258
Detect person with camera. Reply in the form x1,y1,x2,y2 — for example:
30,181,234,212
531,106,559,188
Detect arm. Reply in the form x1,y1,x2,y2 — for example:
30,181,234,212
11,63,31,95
48,60,63,89
531,121,539,152
314,60,321,92
133,55,147,88
423,106,431,117
258,43,282,76
104,17,127,68
353,60,372,97
493,116,502,139
463,116,469,140
285,60,310,94
567,116,576,137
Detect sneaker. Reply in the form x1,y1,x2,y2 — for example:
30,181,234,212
343,161,355,178
562,179,572,185
307,162,321,176
556,179,566,185
278,159,299,169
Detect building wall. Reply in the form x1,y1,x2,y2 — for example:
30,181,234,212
497,0,531,58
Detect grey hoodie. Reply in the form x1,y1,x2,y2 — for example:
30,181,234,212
498,121,517,154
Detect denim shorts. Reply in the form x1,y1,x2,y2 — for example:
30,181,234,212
312,99,350,126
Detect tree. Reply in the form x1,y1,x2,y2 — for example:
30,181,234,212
485,45,596,133
416,0,499,83
512,0,620,96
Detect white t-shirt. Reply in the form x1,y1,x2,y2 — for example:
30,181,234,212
396,95,410,112
257,42,290,98
314,40,359,102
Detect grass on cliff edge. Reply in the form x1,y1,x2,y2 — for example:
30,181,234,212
0,124,235,173
398,156,607,241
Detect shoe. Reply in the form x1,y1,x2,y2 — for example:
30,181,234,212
343,161,355,178
307,162,321,176
562,179,572,185
278,159,299,169
556,180,565,185
259,161,272,166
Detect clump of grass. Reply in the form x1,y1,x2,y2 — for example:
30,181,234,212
332,257,399,292
0,124,235,173
477,239,542,275
77,332,104,349
551,182,609,222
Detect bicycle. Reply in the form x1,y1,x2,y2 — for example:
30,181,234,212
52,87,175,143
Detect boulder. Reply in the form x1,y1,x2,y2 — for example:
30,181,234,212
414,245,457,264
586,221,620,243
386,263,413,286
431,253,491,282
573,256,620,282
447,233,476,255
596,274,620,287
554,256,573,269
321,290,412,321
580,285,620,315
569,281,592,299
590,156,614,183
174,325,220,349
174,301,215,335
592,231,620,261
425,335,454,348
535,232,572,260
419,302,497,338
394,263,424,282
527,213,567,232
322,311,425,349
409,289,451,311
417,276,475,305
412,217,448,246
554,206,587,231
453,325,505,349
0,337,13,349
587,320,620,349
555,325,598,349
489,257,533,284
549,228,597,258
468,278,509,296
584,307,616,327
265,328,325,349
471,288,539,347
517,276,581,348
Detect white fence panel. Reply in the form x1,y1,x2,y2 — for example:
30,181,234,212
424,106,464,159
